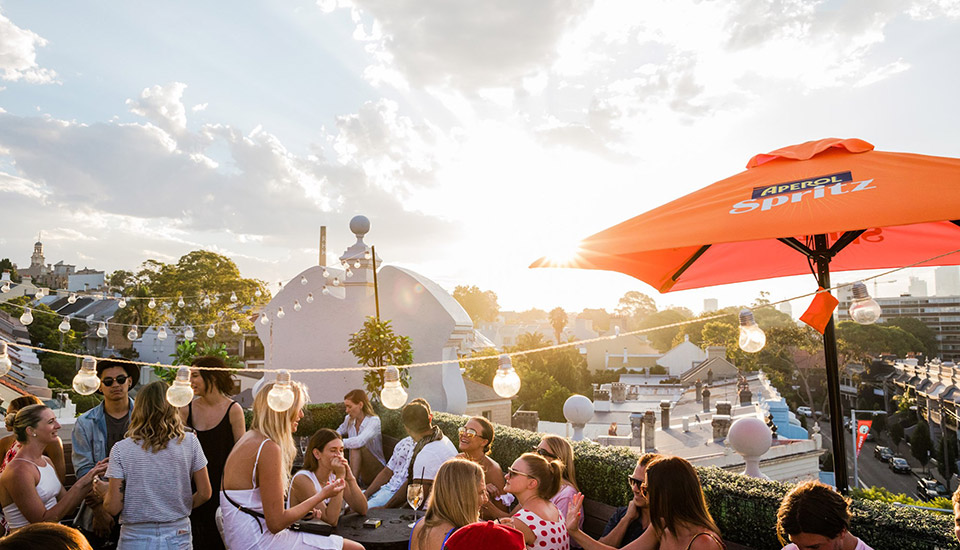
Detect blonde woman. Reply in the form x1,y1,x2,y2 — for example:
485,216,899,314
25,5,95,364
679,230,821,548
0,396,65,482
221,381,362,550
538,435,582,529
288,428,367,523
409,458,486,550
103,380,211,548
504,452,568,550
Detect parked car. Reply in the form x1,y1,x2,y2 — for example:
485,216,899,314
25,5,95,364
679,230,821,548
797,406,812,417
916,478,950,501
874,446,894,462
889,457,911,474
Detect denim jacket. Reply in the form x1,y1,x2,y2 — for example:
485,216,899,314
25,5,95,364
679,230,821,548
71,397,134,478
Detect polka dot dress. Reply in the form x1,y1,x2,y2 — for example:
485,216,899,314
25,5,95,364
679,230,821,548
513,507,569,550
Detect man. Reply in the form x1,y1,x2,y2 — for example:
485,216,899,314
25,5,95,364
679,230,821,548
598,453,657,547
363,398,430,508
777,480,873,550
385,399,457,507
72,357,139,549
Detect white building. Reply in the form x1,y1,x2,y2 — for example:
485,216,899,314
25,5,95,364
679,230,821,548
656,335,707,377
937,266,960,297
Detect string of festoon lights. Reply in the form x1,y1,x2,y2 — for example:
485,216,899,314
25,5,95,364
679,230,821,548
1,245,957,414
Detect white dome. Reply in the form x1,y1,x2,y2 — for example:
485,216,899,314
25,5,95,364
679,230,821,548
727,417,772,457
563,394,594,424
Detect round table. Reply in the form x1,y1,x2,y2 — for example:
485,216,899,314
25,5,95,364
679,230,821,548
336,508,415,550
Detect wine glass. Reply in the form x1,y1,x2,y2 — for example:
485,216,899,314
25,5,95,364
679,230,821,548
299,437,309,459
407,483,424,528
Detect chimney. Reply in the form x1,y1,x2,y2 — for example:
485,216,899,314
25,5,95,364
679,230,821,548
716,401,732,416
702,386,711,413
660,400,671,430
695,379,703,403
630,413,644,447
642,410,656,452
511,410,539,432
712,415,731,441
706,346,726,360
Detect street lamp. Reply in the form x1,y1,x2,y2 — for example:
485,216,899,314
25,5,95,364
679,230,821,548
852,408,887,489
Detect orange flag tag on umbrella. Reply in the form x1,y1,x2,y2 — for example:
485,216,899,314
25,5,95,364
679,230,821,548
800,287,839,334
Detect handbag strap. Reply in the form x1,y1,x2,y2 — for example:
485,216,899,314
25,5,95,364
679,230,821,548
221,470,266,534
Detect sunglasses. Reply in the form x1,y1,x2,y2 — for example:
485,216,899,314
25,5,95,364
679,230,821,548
534,447,558,460
101,375,130,387
458,427,480,438
628,477,645,493
506,467,535,479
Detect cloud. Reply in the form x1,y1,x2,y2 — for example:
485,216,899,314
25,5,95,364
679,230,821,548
0,9,57,84
126,82,190,134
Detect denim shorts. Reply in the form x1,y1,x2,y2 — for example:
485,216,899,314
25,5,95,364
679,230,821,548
118,517,192,550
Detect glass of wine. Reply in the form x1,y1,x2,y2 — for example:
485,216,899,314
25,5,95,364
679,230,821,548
299,436,309,459
407,483,424,528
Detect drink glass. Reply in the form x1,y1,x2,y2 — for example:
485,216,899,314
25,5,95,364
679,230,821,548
407,483,424,528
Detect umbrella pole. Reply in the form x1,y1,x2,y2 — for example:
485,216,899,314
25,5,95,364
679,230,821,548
813,234,850,494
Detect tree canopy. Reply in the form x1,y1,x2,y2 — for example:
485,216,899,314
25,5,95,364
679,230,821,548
549,307,567,343
452,285,500,323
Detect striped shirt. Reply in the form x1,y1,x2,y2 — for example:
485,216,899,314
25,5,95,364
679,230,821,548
106,432,208,525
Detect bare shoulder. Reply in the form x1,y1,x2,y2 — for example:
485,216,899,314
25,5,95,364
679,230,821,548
484,455,503,474
688,531,724,550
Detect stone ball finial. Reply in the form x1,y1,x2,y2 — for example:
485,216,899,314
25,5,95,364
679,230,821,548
727,417,773,458
563,394,594,425
349,215,371,238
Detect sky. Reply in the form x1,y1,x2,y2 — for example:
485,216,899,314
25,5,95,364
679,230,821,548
1,0,959,318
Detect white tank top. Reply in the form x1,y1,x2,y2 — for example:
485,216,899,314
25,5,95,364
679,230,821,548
2,458,62,529
286,469,336,508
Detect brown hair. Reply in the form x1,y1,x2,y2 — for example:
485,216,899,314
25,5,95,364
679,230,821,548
0,522,93,550
468,416,495,454
517,452,563,500
5,395,42,428
402,400,432,433
645,456,720,540
541,435,577,490
344,389,376,417
191,356,236,395
638,453,661,468
302,428,341,473
776,480,850,544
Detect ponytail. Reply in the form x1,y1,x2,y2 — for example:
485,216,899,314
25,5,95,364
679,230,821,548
518,452,563,500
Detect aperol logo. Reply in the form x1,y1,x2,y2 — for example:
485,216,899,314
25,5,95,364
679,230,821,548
751,171,852,199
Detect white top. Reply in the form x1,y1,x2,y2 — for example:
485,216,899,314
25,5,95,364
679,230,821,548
411,435,458,481
382,436,416,493
286,469,336,508
1,457,61,529
337,414,385,466
783,537,872,550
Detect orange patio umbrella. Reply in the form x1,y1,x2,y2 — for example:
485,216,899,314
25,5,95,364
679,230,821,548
532,138,960,493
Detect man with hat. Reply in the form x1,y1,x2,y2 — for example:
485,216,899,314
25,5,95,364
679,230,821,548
72,357,139,548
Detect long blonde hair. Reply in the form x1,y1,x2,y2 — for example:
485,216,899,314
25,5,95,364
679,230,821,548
250,380,308,491
541,435,577,490
418,458,484,547
128,381,185,452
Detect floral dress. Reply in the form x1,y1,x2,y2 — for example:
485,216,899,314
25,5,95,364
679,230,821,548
0,441,22,534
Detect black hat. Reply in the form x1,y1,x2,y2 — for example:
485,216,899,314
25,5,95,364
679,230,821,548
95,357,140,388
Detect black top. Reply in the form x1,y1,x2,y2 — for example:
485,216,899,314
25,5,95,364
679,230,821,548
601,505,647,548
187,400,239,550
104,411,130,456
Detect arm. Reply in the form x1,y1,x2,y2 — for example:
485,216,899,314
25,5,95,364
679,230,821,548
567,493,659,550
258,442,345,534
103,477,123,517
480,460,509,519
336,415,350,437
192,466,212,509
289,475,326,514
598,504,638,547
341,416,381,449
44,437,66,485
9,459,107,523
229,402,246,444
71,417,96,479
341,462,367,516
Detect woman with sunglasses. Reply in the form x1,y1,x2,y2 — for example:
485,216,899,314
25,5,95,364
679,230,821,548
563,456,724,550
537,435,582,533
456,417,507,519
410,458,486,550
504,452,569,550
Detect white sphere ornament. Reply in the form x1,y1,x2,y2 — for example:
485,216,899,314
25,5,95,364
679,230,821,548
0,342,13,377
72,356,101,395
127,327,139,341
306,293,314,303
184,326,195,340
231,320,241,334
58,317,71,333
727,416,773,479
206,326,216,339
166,366,195,408
267,370,296,412
147,298,157,309
19,309,33,326
493,355,521,398
380,366,408,409
563,394,595,425
96,322,108,339
738,310,766,353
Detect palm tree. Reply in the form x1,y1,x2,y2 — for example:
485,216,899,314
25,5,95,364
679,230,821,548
549,307,567,344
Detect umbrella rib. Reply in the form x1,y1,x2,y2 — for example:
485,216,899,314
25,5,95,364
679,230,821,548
829,229,866,256
777,237,814,257
670,245,711,282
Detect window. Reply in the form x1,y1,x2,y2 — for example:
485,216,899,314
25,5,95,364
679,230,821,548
482,410,491,420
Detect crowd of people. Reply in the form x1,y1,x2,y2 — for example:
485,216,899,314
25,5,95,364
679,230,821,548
0,360,951,549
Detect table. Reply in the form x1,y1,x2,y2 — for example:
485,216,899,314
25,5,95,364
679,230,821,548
336,508,414,550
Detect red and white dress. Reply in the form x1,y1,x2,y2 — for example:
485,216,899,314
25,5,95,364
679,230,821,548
513,506,569,550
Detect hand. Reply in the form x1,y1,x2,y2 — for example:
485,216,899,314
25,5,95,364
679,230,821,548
91,505,115,536
78,461,109,490
565,493,584,534
485,483,501,499
320,477,346,501
497,517,518,529
331,456,348,479
624,500,640,522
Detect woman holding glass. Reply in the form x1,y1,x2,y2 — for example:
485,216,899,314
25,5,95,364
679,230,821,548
409,458,486,550
288,428,367,523
337,390,385,486
456,416,507,519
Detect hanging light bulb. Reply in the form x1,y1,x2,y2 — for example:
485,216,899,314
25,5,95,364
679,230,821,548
227,291,237,303
332,277,340,286
58,317,71,333
738,309,766,353
206,325,216,339
321,286,329,295
849,281,882,325
148,298,157,309
364,250,372,260
157,326,168,341
306,293,314,303
300,276,308,285
380,365,408,409
72,356,101,395
0,342,12,377
118,297,127,309
1,281,10,293
96,321,108,339
184,326,195,340
259,314,269,325
322,268,330,278
345,269,353,278
127,326,139,341
293,300,301,312
353,260,361,269
276,307,285,319
68,292,78,304
166,366,195,407
267,370,296,412
19,309,33,326
493,355,521,398
229,320,239,334
35,288,44,298
177,296,185,308
254,288,263,298
202,295,211,308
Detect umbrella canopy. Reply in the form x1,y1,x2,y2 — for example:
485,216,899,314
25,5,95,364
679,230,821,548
532,138,960,292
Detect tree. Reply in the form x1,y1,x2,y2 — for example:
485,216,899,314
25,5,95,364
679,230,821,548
0,297,82,387
935,432,958,482
452,285,500,323
461,348,499,386
348,317,413,403
889,421,904,451
513,308,547,324
637,309,691,352
882,317,938,358
911,420,934,472
157,340,242,382
0,258,19,282
615,291,657,327
549,307,567,344
836,321,925,363
578,308,611,333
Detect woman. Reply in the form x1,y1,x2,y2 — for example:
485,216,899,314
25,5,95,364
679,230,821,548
564,456,724,550
409,458,485,550
504,452,568,550
456,416,507,519
538,435,581,528
103,380,212,548
180,356,245,550
221,381,363,550
288,428,367,523
337,389,385,485
0,405,106,531
0,522,94,550
0,395,65,482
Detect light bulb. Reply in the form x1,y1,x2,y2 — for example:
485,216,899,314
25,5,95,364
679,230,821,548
148,298,157,309
231,320,240,333
332,277,340,286
206,326,216,338
300,276,308,285
166,366,195,407
380,366,408,409
19,310,33,326
849,281,882,325
267,370,296,412
364,250,371,260
59,317,71,333
306,293,314,303
345,269,353,278
0,342,12,377
321,286,329,295
259,314,269,325
68,293,77,304
184,326,195,340
293,300,301,312
118,298,127,309
97,322,108,339
255,289,263,298
202,295,211,308
322,269,330,278
276,307,285,319
1,281,9,293
177,296,185,308
157,326,168,341
353,260,361,269
35,288,44,298
738,309,766,353
127,327,139,341
229,291,238,303
493,355,521,398
72,356,101,395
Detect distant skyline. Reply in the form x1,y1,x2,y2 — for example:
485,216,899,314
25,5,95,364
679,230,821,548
1,2,959,317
